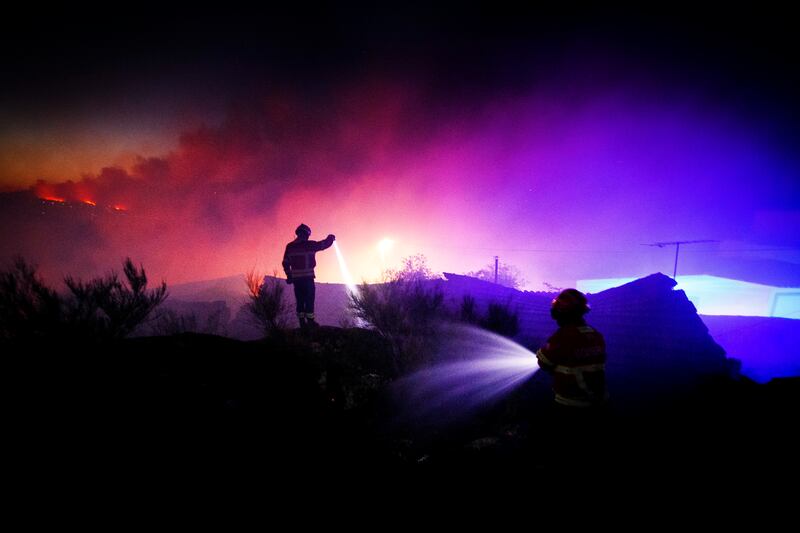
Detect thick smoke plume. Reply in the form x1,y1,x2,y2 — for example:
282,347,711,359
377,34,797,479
3,72,797,287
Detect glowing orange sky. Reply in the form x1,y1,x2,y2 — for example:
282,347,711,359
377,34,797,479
0,122,179,190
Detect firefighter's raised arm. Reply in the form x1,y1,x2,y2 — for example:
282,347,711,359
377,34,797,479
314,234,335,251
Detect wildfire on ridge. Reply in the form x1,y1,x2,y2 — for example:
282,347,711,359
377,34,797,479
36,194,129,212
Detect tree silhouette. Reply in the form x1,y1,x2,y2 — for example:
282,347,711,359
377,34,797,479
465,261,526,289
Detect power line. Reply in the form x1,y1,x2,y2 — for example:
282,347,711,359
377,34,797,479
436,246,651,253
434,245,798,254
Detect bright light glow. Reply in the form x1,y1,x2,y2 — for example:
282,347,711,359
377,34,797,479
113,205,127,211
333,241,358,295
377,237,395,265
82,199,96,206
42,196,65,203
377,238,394,254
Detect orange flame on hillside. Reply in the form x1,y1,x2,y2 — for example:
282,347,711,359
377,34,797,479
42,196,65,203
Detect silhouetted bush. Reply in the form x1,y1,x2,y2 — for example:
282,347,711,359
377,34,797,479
64,258,167,340
481,301,519,338
387,254,438,283
245,269,292,337
460,294,478,324
0,257,167,343
0,257,63,340
455,294,520,338
349,255,444,372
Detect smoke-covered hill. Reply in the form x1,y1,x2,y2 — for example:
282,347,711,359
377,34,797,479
165,275,351,339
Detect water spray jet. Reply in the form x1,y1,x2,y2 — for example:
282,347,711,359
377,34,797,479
391,323,540,427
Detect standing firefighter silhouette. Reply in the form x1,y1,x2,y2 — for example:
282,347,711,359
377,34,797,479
536,289,608,408
282,223,335,328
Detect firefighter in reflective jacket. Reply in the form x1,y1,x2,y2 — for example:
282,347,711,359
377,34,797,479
282,223,335,328
536,289,608,408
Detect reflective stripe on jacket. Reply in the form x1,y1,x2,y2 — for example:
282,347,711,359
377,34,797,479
536,324,608,407
282,235,334,279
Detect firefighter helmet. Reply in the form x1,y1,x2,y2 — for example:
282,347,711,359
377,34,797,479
295,223,311,237
551,288,590,317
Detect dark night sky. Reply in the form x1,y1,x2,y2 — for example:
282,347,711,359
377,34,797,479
5,5,798,120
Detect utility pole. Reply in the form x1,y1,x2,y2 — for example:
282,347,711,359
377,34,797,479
494,256,499,284
642,240,718,279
